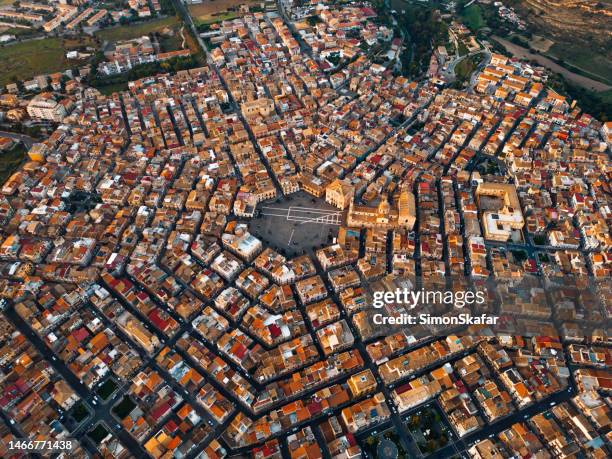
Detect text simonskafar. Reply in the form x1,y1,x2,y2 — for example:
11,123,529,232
372,313,499,325
371,288,498,326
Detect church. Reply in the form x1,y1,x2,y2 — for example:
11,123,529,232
347,189,416,230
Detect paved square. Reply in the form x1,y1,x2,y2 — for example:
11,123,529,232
260,205,342,226
248,192,342,256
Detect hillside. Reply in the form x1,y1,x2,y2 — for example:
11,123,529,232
513,0,611,79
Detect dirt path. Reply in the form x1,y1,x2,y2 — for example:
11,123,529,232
492,36,611,92
180,25,186,49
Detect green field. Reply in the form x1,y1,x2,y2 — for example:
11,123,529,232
548,42,612,85
460,4,485,31
193,11,238,27
0,142,26,185
1,27,37,38
95,16,180,42
0,38,71,87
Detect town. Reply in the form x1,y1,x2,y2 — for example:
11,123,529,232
0,0,610,458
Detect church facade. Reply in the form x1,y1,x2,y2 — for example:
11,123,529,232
347,189,416,230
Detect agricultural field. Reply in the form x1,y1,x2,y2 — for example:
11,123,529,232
0,37,96,87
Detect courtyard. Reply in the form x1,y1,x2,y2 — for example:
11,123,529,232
249,192,342,257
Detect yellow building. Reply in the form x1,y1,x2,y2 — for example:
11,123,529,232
347,189,415,230
27,143,48,162
476,182,524,242
325,178,354,209
124,318,159,353
347,369,377,397
398,188,416,228
240,98,275,120
299,172,327,198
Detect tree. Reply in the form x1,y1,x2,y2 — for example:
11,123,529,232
306,16,321,27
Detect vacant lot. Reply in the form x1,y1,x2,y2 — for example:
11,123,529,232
189,0,258,25
96,16,180,42
0,38,69,87
529,35,554,53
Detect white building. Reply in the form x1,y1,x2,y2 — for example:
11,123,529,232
27,95,67,122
